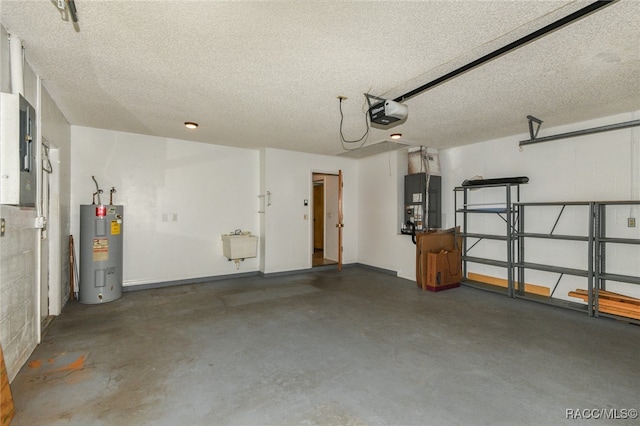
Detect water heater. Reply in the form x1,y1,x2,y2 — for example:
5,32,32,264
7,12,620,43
79,204,124,304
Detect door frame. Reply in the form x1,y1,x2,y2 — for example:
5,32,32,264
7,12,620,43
312,180,324,251
338,170,343,271
310,170,343,269
47,145,62,315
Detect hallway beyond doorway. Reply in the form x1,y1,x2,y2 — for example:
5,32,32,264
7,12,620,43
312,249,337,267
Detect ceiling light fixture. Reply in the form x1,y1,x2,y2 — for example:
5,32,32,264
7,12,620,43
390,133,402,140
184,122,198,129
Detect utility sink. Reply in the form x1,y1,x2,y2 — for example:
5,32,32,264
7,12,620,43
222,233,258,260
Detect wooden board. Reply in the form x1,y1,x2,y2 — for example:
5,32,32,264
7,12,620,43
572,288,640,306
568,289,640,320
1,345,15,426
468,272,550,297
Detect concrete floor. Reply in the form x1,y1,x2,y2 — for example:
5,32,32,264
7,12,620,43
10,266,640,425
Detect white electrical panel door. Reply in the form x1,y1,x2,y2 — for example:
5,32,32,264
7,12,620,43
1,92,21,205
0,92,36,206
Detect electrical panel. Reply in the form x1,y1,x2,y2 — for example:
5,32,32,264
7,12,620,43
403,173,441,232
0,92,36,206
427,175,442,229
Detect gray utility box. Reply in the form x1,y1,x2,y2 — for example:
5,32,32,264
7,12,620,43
79,204,124,304
0,93,36,206
404,173,441,231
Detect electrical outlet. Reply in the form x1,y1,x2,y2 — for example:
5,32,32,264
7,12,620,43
1,218,5,236
628,217,636,228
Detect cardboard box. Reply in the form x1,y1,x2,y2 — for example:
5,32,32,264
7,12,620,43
426,249,462,292
416,227,462,290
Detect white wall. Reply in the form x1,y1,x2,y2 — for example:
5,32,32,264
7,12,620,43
0,26,39,380
440,111,640,301
71,127,261,287
41,85,72,314
357,149,416,280
0,25,71,380
357,112,639,301
70,138,360,281
260,148,358,274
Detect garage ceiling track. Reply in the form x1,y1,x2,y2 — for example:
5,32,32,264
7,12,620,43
394,0,614,103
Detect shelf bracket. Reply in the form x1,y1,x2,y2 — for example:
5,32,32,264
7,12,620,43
520,118,640,146
550,205,566,236
526,115,543,141
550,273,564,297
466,237,484,253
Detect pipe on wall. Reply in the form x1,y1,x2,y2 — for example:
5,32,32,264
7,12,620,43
9,34,23,96
35,75,43,343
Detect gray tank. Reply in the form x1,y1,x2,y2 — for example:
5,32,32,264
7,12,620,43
79,204,124,304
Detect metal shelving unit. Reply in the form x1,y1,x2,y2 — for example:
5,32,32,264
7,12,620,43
454,182,522,297
455,181,639,322
513,202,594,315
594,201,640,323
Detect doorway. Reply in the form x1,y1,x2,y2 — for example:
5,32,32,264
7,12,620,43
46,145,62,316
312,172,340,267
40,142,62,324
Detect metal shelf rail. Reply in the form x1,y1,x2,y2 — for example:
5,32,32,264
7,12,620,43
455,180,639,322
594,201,640,323
464,199,639,323
454,182,522,297
513,202,594,315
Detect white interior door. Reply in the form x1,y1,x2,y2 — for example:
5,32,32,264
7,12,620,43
324,175,339,262
40,144,50,322
47,147,62,315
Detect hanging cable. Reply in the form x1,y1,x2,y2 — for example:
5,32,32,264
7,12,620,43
339,96,370,151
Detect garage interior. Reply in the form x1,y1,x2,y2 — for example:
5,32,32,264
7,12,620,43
0,1,639,425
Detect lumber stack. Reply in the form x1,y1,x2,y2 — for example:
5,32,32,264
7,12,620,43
568,289,640,320
1,344,15,426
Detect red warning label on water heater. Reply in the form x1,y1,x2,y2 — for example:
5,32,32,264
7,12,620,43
93,238,109,261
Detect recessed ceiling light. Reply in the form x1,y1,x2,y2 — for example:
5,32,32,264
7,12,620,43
390,133,402,140
184,121,198,129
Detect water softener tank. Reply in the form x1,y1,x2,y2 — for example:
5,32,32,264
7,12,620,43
79,204,124,304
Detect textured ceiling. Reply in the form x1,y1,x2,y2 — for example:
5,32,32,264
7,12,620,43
1,0,638,156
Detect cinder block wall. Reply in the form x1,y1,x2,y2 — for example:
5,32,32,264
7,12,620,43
0,206,38,380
